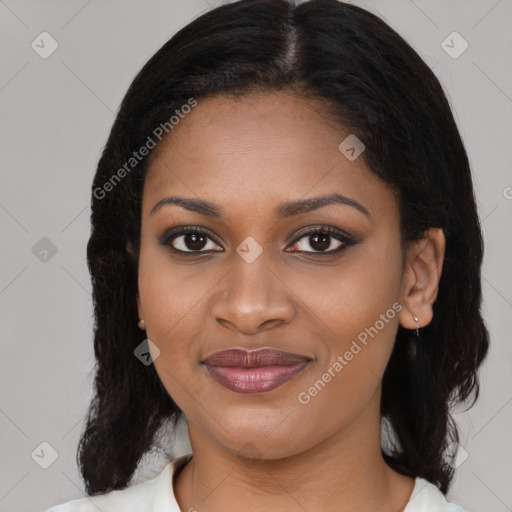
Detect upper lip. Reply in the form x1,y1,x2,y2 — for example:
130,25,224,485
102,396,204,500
202,348,312,367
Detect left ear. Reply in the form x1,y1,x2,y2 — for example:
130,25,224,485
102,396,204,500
398,227,446,330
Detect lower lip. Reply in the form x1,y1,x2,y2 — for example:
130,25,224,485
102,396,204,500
204,363,310,393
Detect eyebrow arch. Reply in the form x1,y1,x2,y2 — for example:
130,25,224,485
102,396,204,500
275,193,370,218
150,193,371,218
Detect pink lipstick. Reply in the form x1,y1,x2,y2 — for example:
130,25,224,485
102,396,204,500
202,348,311,393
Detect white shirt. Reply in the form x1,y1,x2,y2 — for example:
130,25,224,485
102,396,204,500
42,453,466,512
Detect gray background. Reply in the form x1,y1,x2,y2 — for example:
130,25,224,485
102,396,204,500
1,1,511,511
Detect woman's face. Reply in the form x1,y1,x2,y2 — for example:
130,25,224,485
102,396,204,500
135,91,411,459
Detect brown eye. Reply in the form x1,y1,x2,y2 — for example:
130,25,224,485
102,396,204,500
286,226,357,255
178,233,209,251
160,227,223,253
300,232,340,252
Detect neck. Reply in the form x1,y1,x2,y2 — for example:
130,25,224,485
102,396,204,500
173,390,415,512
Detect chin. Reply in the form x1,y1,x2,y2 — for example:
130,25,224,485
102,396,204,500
207,417,310,461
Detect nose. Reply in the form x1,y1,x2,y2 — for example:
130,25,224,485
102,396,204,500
211,255,295,334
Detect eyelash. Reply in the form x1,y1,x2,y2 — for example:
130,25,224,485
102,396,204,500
158,225,358,256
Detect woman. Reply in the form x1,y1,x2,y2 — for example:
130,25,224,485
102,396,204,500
43,0,489,510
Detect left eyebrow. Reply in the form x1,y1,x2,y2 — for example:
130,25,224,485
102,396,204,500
274,193,371,218
149,192,371,218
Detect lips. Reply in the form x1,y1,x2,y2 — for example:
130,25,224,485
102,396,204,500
203,348,311,367
202,348,312,393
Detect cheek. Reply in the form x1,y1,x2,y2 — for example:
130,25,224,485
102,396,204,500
137,244,199,366
295,236,403,402
137,243,226,408
138,239,199,330
139,262,207,412
299,236,403,347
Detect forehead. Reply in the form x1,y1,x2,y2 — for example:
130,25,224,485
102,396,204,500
142,92,397,222
146,91,345,172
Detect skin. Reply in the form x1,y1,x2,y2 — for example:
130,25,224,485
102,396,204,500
127,91,445,512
